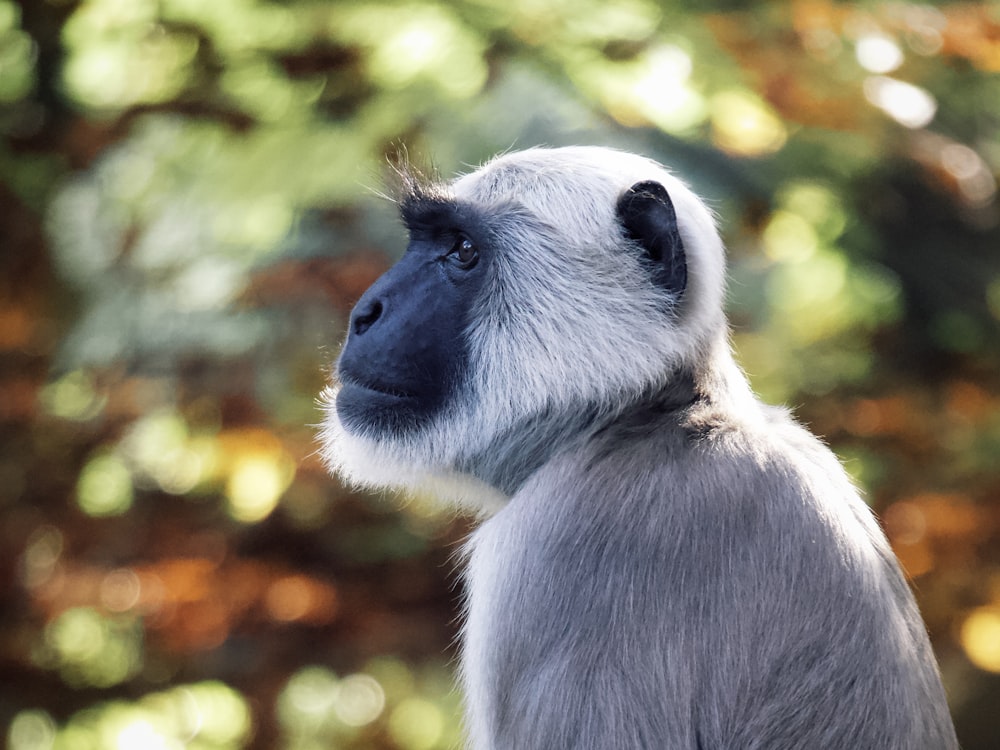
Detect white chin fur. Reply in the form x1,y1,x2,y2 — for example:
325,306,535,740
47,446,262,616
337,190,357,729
319,387,508,516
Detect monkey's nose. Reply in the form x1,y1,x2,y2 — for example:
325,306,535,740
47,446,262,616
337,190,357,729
351,299,383,336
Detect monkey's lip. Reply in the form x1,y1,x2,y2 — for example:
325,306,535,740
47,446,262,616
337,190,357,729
338,377,419,401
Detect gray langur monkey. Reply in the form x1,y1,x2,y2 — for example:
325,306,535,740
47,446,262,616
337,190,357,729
320,146,958,749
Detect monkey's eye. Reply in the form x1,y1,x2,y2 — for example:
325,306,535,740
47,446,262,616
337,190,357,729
448,236,479,269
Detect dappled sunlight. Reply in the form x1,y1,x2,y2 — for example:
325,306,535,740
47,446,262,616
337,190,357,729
277,660,460,750
586,44,707,134
62,0,197,110
39,607,143,689
119,411,217,496
164,0,305,56
19,547,341,663
7,681,251,750
333,3,487,98
220,60,326,123
2,0,999,746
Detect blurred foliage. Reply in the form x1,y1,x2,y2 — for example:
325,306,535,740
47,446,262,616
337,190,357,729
1,0,999,747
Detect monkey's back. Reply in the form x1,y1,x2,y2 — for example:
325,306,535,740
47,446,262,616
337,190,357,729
461,398,958,750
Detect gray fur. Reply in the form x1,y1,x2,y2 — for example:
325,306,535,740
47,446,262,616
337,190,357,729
321,147,958,749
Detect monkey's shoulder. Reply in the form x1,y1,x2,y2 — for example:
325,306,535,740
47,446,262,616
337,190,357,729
561,396,887,562
589,390,838,482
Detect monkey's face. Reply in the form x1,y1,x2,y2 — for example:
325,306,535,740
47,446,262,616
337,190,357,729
322,147,727,505
334,174,689,446
335,197,491,437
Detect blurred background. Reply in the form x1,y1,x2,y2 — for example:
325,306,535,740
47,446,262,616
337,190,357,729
1,0,999,748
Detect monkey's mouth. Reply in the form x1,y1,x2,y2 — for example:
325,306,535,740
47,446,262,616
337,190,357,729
338,376,419,401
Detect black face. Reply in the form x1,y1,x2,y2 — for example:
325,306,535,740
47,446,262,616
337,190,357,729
336,197,490,436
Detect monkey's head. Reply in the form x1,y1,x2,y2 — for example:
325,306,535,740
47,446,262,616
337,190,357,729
321,146,728,511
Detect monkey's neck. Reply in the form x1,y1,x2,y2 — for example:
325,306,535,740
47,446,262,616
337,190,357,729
459,334,758,497
458,366,708,497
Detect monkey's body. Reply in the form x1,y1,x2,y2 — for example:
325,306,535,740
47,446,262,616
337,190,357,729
463,382,954,748
321,147,958,749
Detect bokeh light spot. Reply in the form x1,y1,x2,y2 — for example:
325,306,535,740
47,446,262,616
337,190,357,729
626,46,705,133
101,569,143,613
389,697,444,750
120,411,219,495
335,4,486,98
863,76,936,128
333,673,385,727
114,718,171,750
283,666,339,716
767,249,847,312
856,33,904,73
7,710,56,750
42,608,143,688
183,681,252,745
779,182,847,241
763,211,818,263
77,452,134,517
266,575,313,622
710,90,787,156
226,452,295,523
20,526,63,590
884,499,929,542
0,5,36,104
262,574,337,625
961,607,1000,673
39,370,106,421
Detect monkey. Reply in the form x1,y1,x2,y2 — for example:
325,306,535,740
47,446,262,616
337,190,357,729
320,146,958,749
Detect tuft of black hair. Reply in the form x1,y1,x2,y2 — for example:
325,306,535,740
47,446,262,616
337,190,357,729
384,147,460,229
385,147,451,208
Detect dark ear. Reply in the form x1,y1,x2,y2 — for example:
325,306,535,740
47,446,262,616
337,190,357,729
616,180,687,297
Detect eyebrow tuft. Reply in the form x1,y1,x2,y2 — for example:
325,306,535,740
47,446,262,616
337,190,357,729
400,196,466,231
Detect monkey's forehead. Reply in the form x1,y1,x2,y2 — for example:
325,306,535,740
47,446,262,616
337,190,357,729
393,147,706,246
386,147,685,216
454,147,665,192
399,194,476,232
448,150,686,226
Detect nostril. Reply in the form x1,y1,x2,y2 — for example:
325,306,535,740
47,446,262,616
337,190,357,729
352,300,383,336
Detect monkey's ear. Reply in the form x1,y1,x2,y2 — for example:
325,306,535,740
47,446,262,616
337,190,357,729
616,180,687,297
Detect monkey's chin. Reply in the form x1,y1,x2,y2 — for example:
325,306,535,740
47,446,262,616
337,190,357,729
319,387,508,516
